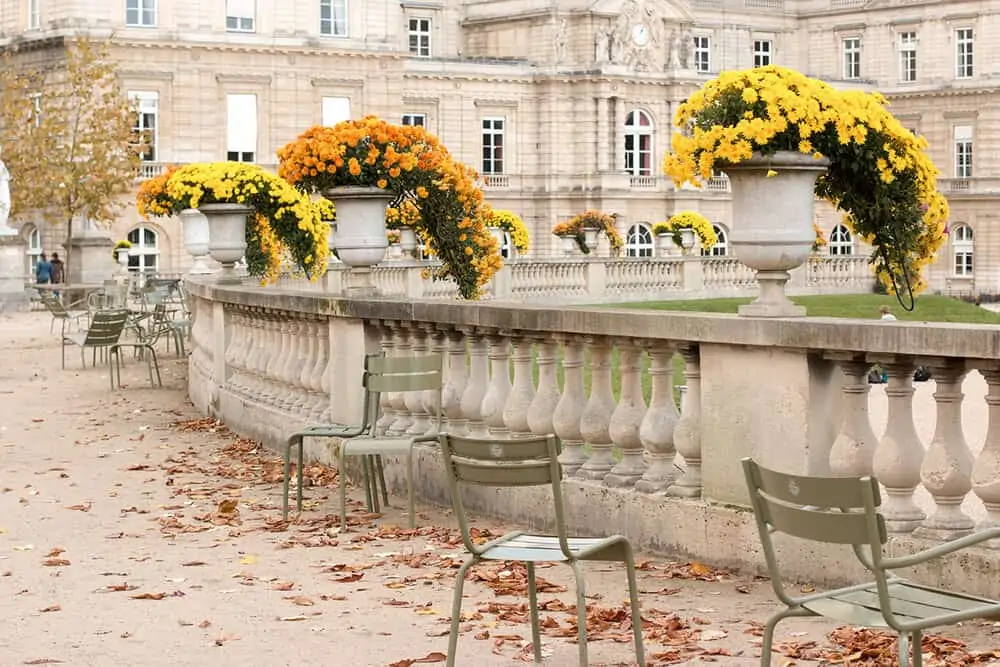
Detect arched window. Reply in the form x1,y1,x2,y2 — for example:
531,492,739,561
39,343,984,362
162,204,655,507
624,110,653,177
701,224,728,256
24,226,42,273
127,225,159,274
828,224,853,256
952,223,973,277
625,223,653,258
498,230,514,260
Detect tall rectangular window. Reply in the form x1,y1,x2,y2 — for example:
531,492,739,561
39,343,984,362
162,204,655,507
753,39,772,67
693,36,710,73
899,31,917,82
481,117,505,175
321,96,350,126
226,0,255,32
129,91,159,161
27,0,40,30
401,113,426,127
956,28,973,78
842,37,861,80
408,18,431,57
954,124,973,179
320,0,347,37
126,0,156,27
226,93,257,163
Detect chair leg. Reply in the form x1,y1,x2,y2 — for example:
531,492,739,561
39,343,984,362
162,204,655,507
446,558,475,667
760,607,813,667
406,450,415,529
900,631,922,667
376,454,389,507
282,436,298,521
569,560,589,667
623,549,646,667
526,562,543,663
296,434,305,514
149,346,162,387
108,348,115,391
911,631,922,667
339,443,349,528
362,456,377,513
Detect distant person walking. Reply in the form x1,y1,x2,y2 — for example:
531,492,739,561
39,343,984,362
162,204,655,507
50,252,64,284
35,253,52,285
879,305,897,321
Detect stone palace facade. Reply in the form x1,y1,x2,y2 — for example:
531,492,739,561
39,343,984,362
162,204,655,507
2,0,999,295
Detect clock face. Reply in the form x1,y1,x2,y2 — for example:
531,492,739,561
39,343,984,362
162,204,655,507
631,23,650,47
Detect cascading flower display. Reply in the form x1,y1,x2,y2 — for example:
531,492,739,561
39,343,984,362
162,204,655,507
812,222,828,253
552,210,623,255
664,65,948,297
276,116,501,299
653,211,717,249
486,209,530,253
136,162,331,284
136,164,180,219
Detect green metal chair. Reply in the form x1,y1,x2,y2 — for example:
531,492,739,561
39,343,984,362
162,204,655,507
742,457,1000,667
41,291,88,336
110,318,165,389
282,352,443,528
438,433,645,667
61,309,130,390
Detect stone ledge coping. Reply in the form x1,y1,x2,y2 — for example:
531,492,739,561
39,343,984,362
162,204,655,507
186,277,1000,360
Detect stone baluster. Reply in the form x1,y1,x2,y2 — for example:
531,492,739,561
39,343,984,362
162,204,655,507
404,324,431,435
246,310,270,396
375,320,399,435
503,334,536,437
636,343,679,493
264,317,293,407
606,340,647,487
916,360,974,540
280,320,307,412
307,318,329,422
421,323,445,434
386,322,413,436
440,328,468,432
256,313,281,404
223,309,245,393
828,354,879,477
233,310,254,391
460,327,490,436
319,323,334,423
526,337,561,439
293,318,317,417
872,356,926,532
481,331,512,436
972,367,1000,545
553,336,588,476
578,336,617,480
669,344,702,497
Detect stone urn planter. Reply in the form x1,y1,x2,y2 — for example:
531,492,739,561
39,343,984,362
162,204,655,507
655,233,673,257
582,226,600,251
722,151,830,317
398,226,418,255
116,248,130,266
557,235,576,256
180,208,214,275
322,186,395,268
201,202,252,284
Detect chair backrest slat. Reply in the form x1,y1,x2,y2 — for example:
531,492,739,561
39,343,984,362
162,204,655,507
752,464,877,507
365,371,442,393
83,310,129,345
367,354,441,374
757,494,882,545
42,294,69,317
451,459,553,486
360,352,443,432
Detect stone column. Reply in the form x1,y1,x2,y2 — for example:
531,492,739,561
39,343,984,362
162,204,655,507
553,336,588,476
440,328,468,432
503,334,536,437
606,341,647,487
596,97,610,172
973,367,1000,547
577,336,617,480
526,337,561,438
481,331,512,436
460,327,490,436
386,322,413,436
404,324,431,435
613,96,626,172
669,344,702,497
828,355,878,477
636,343,679,493
375,321,399,435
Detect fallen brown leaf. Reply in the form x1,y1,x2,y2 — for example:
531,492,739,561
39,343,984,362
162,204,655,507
131,592,166,600
388,652,447,666
42,559,71,567
39,605,61,613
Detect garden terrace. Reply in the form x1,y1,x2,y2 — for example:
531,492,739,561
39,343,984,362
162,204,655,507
186,277,1000,599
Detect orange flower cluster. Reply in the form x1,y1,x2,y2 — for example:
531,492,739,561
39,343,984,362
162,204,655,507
136,165,180,219
552,210,624,255
277,116,501,299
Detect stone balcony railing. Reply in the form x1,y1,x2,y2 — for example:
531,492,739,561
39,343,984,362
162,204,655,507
274,255,874,303
186,277,1000,598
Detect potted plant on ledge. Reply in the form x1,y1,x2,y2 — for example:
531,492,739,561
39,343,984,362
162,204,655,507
664,65,948,316
112,239,132,267
486,209,530,257
653,211,717,256
552,210,623,256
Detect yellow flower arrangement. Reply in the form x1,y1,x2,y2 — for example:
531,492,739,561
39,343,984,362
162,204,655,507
652,211,717,250
812,222,828,253
277,116,501,299
552,210,624,255
112,239,132,261
486,209,530,253
664,65,948,299
137,162,331,284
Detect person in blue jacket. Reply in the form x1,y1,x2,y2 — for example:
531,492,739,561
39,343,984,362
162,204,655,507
35,253,52,285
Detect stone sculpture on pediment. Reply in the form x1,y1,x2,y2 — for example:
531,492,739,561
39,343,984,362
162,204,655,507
667,26,695,70
602,0,672,72
554,18,569,64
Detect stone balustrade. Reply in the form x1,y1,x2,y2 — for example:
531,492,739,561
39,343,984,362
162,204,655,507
273,254,874,303
187,278,1000,597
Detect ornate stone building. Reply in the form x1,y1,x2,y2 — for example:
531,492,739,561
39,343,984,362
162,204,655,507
2,0,998,294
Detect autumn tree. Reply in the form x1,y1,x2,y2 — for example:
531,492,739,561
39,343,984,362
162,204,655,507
0,35,142,277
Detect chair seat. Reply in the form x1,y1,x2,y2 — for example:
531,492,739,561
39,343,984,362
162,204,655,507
64,332,87,346
481,532,619,563
341,437,415,457
803,579,1000,627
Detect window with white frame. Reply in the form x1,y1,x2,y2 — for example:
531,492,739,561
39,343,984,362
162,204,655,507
842,37,861,80
321,96,351,126
626,224,653,258
127,226,159,274
828,224,853,256
129,91,158,161
954,124,973,179
126,0,156,27
226,93,257,163
701,224,727,256
956,28,973,79
25,226,42,274
320,0,347,37
497,230,513,259
401,113,426,127
623,110,653,176
899,31,917,82
408,18,431,57
481,117,504,175
753,39,772,67
693,35,711,73
226,0,255,32
952,224,973,277
27,0,40,29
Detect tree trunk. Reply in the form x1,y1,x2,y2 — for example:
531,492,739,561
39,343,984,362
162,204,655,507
63,216,74,283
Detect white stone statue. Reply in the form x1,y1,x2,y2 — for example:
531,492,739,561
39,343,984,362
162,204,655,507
0,147,15,236
681,28,695,69
554,18,568,64
596,30,609,62
668,29,683,68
